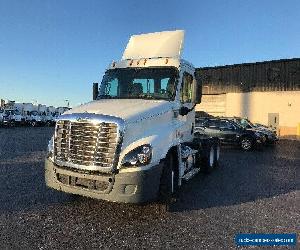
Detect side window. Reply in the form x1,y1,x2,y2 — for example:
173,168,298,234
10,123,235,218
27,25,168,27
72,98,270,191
161,78,169,90
208,120,220,128
195,118,207,127
220,120,232,129
181,73,193,103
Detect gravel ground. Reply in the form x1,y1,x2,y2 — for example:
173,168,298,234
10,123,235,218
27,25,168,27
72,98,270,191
0,127,299,249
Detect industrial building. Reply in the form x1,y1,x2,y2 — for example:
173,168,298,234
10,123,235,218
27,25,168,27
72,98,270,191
195,58,300,136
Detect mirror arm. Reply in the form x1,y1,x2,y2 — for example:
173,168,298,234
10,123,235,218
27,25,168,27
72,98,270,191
179,104,197,116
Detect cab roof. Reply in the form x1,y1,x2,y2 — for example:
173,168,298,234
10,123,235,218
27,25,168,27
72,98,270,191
107,30,194,71
122,30,184,60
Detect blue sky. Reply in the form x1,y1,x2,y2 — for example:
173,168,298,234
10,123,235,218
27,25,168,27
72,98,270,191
0,0,299,107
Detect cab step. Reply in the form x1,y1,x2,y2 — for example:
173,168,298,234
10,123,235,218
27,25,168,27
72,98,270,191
182,168,201,181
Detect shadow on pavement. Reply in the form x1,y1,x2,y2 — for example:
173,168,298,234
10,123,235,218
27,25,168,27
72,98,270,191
172,140,300,212
0,130,299,215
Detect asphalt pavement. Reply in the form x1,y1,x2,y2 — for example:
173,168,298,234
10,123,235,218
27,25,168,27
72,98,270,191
0,127,299,249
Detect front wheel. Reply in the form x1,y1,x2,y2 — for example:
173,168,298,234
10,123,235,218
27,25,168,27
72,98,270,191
159,151,179,206
31,120,37,127
240,137,253,151
9,120,16,127
214,142,220,167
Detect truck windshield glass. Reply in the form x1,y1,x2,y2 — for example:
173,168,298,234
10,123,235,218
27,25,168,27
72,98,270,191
98,68,178,100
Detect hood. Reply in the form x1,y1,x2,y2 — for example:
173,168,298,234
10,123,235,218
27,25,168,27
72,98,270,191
64,99,174,123
247,127,272,135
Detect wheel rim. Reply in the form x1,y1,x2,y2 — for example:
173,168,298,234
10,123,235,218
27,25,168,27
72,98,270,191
209,147,214,167
241,139,251,150
171,170,174,193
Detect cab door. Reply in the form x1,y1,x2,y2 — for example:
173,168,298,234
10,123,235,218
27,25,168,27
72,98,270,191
177,71,196,142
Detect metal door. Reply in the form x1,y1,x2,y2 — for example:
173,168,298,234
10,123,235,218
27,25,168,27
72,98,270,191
268,113,279,129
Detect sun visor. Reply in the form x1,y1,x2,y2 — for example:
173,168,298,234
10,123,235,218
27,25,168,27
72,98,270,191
122,30,185,60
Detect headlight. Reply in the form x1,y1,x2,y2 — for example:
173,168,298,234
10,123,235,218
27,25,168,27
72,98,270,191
255,132,262,137
47,136,54,160
122,144,152,167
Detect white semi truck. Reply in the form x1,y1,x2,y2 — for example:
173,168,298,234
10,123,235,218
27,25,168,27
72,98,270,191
26,105,43,126
1,102,25,126
45,106,57,126
45,30,220,204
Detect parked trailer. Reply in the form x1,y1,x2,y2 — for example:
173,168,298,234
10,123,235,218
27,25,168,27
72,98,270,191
45,30,221,208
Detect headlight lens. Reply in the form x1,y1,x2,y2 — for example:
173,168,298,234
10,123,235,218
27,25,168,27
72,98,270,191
47,136,54,160
255,132,261,137
122,144,152,167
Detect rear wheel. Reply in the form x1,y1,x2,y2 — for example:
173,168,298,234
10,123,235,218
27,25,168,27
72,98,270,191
240,137,253,151
201,144,215,173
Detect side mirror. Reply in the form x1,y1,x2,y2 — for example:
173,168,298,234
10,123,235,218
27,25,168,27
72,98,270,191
179,106,190,116
93,82,99,100
192,78,202,104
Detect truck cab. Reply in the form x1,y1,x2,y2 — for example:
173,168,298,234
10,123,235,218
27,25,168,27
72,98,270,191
45,30,220,204
2,109,23,126
26,110,43,126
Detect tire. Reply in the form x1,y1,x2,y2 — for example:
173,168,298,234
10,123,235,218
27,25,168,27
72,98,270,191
159,151,179,206
31,120,37,127
240,136,253,151
214,141,220,167
9,120,16,127
201,143,215,173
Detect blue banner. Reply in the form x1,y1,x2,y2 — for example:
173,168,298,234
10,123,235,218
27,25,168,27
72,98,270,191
235,233,297,246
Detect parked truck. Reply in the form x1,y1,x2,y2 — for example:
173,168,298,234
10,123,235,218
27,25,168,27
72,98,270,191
45,106,57,126
26,105,43,126
0,108,4,126
1,101,25,126
45,30,220,205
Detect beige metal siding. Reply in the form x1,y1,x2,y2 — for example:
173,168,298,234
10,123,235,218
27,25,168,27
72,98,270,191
196,58,300,94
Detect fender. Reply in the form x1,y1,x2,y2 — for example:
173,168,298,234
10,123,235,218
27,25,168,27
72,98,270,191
118,126,181,173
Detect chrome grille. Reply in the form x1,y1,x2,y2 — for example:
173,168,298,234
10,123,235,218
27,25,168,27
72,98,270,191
54,120,118,169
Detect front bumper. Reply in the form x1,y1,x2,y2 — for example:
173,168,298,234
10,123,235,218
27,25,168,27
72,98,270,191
266,135,279,143
256,136,265,144
45,159,163,203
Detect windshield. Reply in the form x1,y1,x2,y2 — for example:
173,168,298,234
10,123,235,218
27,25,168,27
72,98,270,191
98,67,178,101
229,120,244,129
238,118,254,128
